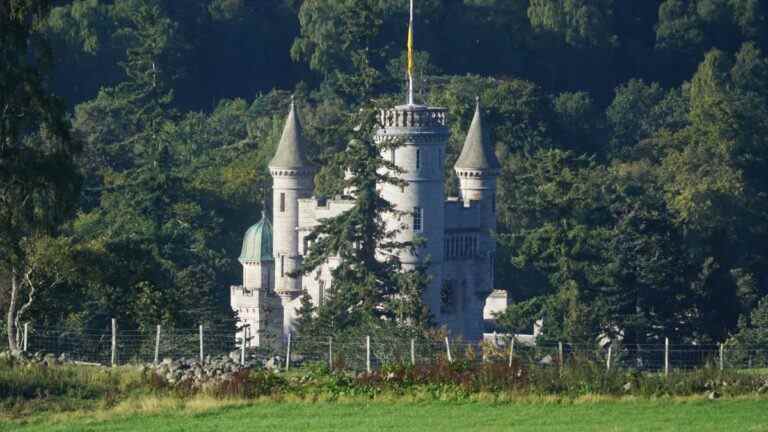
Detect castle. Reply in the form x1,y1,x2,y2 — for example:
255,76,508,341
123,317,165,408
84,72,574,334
230,96,504,346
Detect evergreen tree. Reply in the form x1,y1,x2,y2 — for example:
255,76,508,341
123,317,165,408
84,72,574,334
292,106,430,334
1,0,82,350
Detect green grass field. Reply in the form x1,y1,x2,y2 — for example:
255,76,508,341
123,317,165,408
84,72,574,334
4,399,768,432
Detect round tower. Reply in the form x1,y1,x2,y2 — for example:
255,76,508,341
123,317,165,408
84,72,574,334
376,104,449,320
269,97,315,336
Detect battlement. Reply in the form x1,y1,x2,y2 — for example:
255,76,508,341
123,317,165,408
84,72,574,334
445,197,483,230
298,197,355,230
378,105,448,129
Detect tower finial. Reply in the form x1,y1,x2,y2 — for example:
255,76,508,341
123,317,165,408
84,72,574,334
407,0,415,105
475,95,480,107
290,94,295,108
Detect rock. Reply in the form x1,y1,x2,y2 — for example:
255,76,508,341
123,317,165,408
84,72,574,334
43,353,57,365
623,382,632,392
708,391,720,400
162,357,173,365
58,353,69,363
539,355,553,366
265,356,282,370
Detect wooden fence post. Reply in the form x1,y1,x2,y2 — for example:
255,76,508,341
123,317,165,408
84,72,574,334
719,343,724,371
606,344,613,372
23,323,29,352
285,332,292,370
366,336,372,373
508,338,515,367
664,337,670,377
558,341,564,370
240,326,247,366
154,325,161,364
445,337,453,363
111,318,117,367
410,338,416,366
328,336,333,369
199,325,204,364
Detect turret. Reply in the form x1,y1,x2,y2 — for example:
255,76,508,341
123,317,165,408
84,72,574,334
269,97,315,335
454,99,500,340
231,212,279,347
454,98,500,232
239,211,274,289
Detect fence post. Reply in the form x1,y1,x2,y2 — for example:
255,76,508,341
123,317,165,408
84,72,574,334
23,323,29,352
558,341,564,370
240,326,247,366
111,318,117,367
508,338,515,367
445,337,453,363
154,325,161,364
328,336,333,369
719,343,724,371
366,336,372,373
199,324,204,364
664,337,670,377
285,332,292,370
606,344,612,372
410,338,416,366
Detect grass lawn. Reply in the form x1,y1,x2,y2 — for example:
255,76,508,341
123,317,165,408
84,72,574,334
3,398,768,432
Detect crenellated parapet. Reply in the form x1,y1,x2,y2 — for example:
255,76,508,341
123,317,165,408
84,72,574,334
379,105,448,129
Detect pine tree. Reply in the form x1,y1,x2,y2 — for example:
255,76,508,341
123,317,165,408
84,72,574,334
292,106,430,334
1,0,82,350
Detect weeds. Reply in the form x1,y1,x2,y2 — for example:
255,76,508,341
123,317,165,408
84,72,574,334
1,355,767,420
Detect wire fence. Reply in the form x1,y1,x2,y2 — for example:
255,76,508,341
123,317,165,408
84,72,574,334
16,323,768,373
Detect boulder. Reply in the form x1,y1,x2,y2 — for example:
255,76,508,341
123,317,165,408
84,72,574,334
539,355,554,366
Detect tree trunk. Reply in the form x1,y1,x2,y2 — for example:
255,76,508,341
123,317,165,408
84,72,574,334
6,268,19,351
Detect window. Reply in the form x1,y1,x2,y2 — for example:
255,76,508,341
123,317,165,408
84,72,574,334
280,256,285,277
280,193,286,213
416,149,420,170
413,207,423,232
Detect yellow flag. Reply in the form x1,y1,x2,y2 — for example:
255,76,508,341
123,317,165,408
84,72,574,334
407,1,414,81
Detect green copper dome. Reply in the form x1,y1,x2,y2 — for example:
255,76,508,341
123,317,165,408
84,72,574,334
239,212,273,263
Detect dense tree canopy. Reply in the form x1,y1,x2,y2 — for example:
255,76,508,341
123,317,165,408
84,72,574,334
2,0,768,346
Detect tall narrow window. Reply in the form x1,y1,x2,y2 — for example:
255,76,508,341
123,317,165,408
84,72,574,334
280,256,285,277
280,193,286,213
413,207,423,232
416,149,421,170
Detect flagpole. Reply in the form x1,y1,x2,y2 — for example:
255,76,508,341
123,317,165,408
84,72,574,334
408,0,414,106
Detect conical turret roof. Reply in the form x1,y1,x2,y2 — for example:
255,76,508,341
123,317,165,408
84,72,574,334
455,99,500,171
269,97,312,170
239,212,273,263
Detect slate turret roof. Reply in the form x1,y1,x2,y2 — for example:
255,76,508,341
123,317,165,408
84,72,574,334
455,98,501,171
269,97,312,170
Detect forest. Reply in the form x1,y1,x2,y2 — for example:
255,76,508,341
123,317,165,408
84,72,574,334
2,0,768,349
